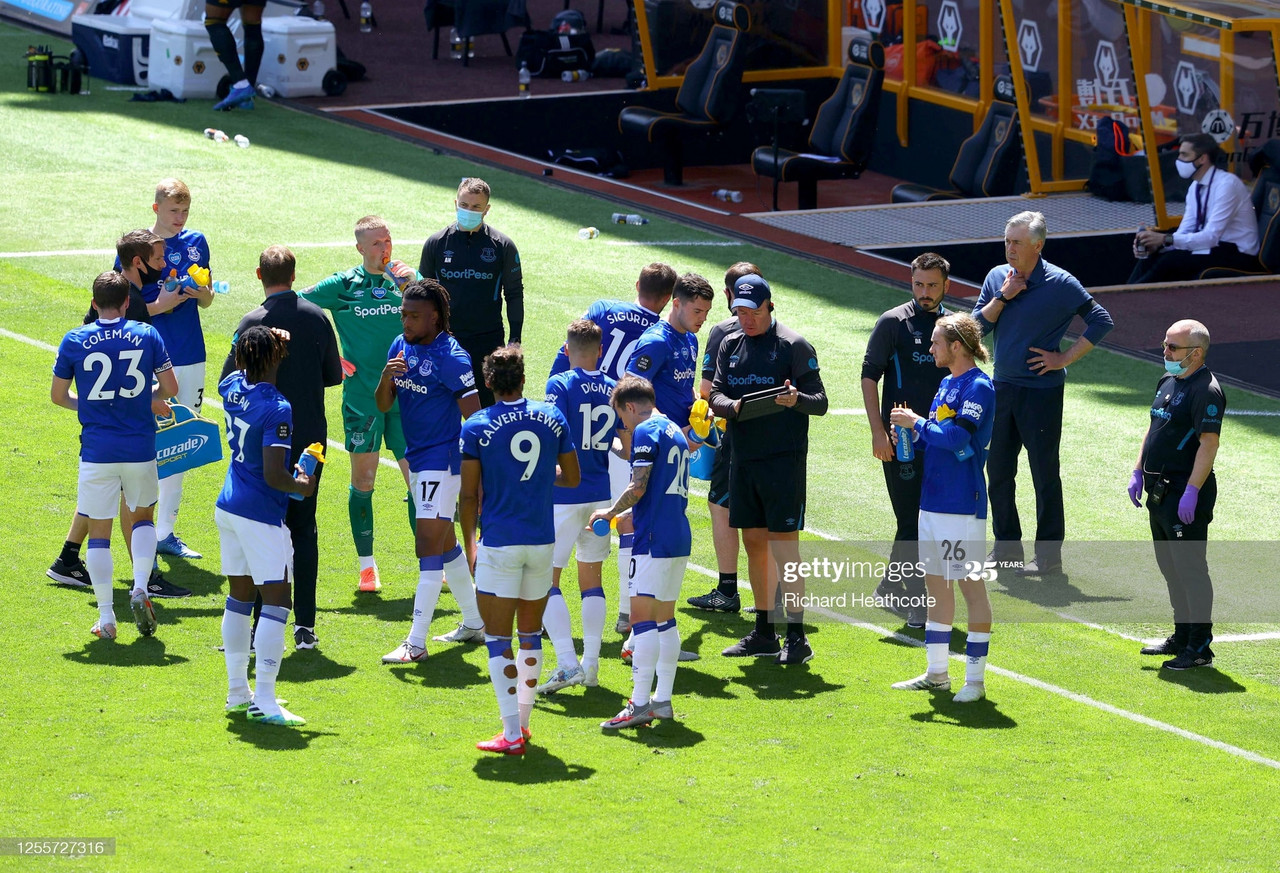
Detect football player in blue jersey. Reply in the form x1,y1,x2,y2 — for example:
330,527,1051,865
460,345,579,756
537,319,618,694
548,263,676,636
48,230,191,599
131,180,216,562
52,271,177,641
376,280,485,664
591,375,692,729
217,326,316,727
889,313,996,703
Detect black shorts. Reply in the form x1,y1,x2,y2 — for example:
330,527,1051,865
707,441,730,507
729,452,806,533
208,0,266,10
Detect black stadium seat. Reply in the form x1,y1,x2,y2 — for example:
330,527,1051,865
751,38,885,211
617,0,750,186
892,76,1022,203
1200,139,1280,279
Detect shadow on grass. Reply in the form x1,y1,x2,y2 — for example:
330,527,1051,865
224,715,335,750
329,593,421,623
536,684,629,719
160,561,227,598
1150,665,1247,694
729,660,845,700
994,570,1133,611
909,695,1018,729
472,747,596,783
279,648,358,683
385,645,488,690
63,636,189,667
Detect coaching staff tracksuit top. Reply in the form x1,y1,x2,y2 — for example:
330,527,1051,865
709,320,828,459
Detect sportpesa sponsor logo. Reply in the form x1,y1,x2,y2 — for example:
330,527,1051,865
158,434,208,461
911,351,935,364
727,374,776,386
672,367,697,382
354,303,401,318
393,375,432,396
438,268,496,281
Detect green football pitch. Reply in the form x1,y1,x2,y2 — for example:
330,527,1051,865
4,22,1280,870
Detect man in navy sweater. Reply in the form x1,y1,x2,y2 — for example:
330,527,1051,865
972,211,1113,576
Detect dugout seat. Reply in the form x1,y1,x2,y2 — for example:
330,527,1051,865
751,38,885,211
424,0,530,67
891,76,1021,203
1199,139,1280,279
617,0,750,186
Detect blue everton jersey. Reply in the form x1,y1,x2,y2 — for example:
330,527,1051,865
549,299,663,381
53,318,172,464
125,229,211,367
626,320,698,425
545,368,618,504
389,332,477,472
918,367,996,518
216,372,294,526
629,414,692,559
460,399,574,548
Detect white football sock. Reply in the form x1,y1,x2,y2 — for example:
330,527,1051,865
442,545,483,629
616,538,632,618
580,587,606,670
516,631,543,730
485,635,520,742
222,596,253,698
156,474,182,540
86,538,114,625
541,587,578,670
252,604,289,715
130,520,156,595
407,557,444,648
630,621,659,707
965,631,990,684
925,621,952,675
654,618,680,702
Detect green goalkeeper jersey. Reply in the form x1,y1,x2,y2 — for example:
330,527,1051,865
301,265,418,399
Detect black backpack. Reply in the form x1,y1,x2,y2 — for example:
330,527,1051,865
516,17,595,78
1087,117,1134,201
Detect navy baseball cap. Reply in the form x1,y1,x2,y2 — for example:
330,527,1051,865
731,274,771,310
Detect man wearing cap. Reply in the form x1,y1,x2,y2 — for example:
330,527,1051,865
709,275,828,665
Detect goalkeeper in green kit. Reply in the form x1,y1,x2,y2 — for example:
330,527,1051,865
301,215,418,593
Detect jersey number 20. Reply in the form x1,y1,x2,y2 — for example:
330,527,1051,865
665,445,689,498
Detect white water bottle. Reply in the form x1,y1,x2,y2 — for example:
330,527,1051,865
311,0,324,18
1133,225,1150,259
449,28,463,59
713,189,743,203
561,69,591,82
518,62,531,98
612,213,648,225
233,134,249,148
578,227,599,240
359,0,372,32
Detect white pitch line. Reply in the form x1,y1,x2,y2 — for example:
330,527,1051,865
0,248,115,259
8,327,1280,768
829,408,1279,418
820,611,1280,771
603,241,744,247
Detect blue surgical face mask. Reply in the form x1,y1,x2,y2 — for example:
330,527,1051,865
1165,350,1194,376
456,207,484,231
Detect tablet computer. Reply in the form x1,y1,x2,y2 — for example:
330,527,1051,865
735,385,789,422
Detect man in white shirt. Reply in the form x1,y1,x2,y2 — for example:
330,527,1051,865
1130,134,1260,283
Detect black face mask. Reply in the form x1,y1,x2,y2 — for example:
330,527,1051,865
137,260,164,287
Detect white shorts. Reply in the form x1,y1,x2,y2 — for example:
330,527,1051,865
215,507,293,585
918,510,987,582
77,460,159,518
608,451,631,501
411,468,461,521
475,542,554,600
552,500,612,567
171,361,207,413
631,553,689,602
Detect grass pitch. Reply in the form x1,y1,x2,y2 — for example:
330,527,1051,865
3,21,1280,871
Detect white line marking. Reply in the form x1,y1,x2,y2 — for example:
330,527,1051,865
820,611,1280,771
9,327,1280,768
603,241,743,247
829,408,1280,418
0,248,115,259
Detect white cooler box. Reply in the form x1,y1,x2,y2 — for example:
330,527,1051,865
258,16,336,97
70,15,150,85
148,18,223,98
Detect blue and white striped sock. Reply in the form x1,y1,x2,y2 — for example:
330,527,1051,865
86,537,114,625
408,555,444,648
252,603,290,715
580,586,606,670
222,596,254,699
653,618,680,703
965,631,990,684
630,620,659,706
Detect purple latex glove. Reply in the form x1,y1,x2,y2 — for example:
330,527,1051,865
1177,484,1200,524
1127,470,1143,507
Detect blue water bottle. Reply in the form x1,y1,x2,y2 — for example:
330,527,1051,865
591,517,611,537
894,404,914,462
291,442,324,501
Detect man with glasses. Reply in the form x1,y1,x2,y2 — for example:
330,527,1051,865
1128,320,1224,670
